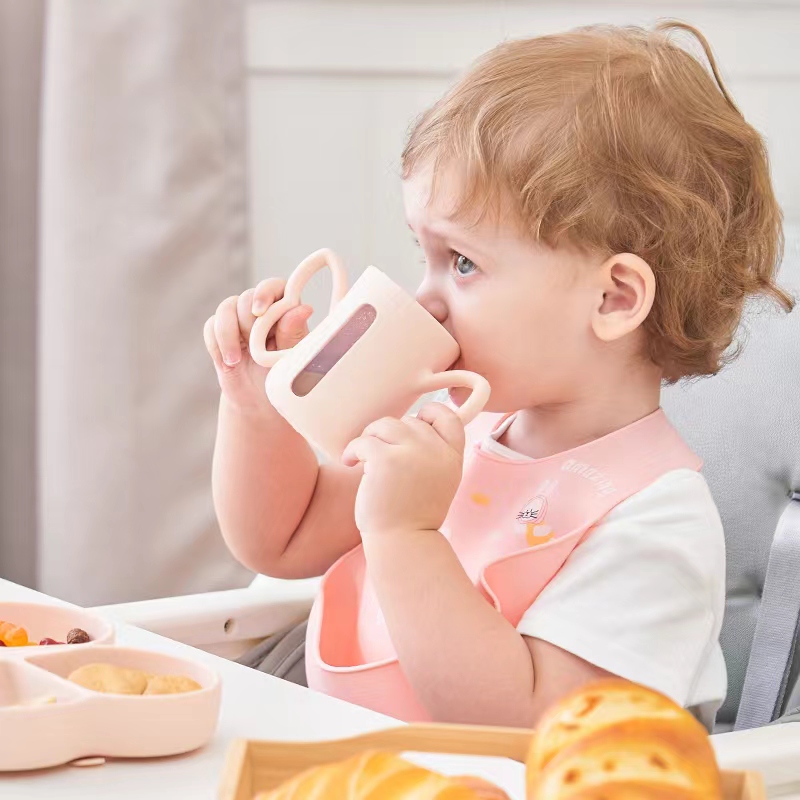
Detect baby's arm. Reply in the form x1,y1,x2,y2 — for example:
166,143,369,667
206,280,361,579
346,403,616,725
363,528,613,726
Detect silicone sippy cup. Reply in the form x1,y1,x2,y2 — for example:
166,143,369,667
248,249,490,459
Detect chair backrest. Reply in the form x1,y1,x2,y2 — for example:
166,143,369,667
662,228,800,728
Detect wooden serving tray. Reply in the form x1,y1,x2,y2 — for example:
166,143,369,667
218,723,766,800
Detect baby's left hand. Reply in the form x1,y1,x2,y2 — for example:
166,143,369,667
341,403,465,536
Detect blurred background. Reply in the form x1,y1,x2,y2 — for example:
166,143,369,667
1,0,798,606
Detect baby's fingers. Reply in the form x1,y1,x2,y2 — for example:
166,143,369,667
416,402,466,454
252,277,287,316
236,289,258,340
203,316,224,369
273,305,313,351
341,435,383,468
214,296,243,366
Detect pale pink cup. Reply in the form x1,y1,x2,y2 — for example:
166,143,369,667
249,249,491,459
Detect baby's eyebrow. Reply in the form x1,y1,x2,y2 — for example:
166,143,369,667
408,218,491,262
443,228,492,261
410,219,454,242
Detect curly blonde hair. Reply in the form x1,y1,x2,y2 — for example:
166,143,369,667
402,21,794,382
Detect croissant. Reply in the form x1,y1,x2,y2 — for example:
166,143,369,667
255,751,510,800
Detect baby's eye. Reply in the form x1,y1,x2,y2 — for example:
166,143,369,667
453,253,478,277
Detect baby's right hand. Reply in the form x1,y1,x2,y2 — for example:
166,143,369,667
204,277,313,412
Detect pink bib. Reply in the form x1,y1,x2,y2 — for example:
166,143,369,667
305,409,701,720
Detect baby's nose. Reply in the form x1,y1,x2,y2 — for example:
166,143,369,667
415,288,448,324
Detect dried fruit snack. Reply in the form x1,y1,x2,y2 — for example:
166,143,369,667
0,622,91,648
67,628,91,644
0,622,30,647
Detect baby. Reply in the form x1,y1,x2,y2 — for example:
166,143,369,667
204,22,793,730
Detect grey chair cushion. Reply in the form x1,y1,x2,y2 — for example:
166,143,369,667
662,229,800,727
236,619,308,686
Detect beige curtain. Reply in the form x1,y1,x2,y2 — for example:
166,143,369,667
0,0,45,589
1,0,252,604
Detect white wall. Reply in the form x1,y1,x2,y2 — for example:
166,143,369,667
245,1,800,315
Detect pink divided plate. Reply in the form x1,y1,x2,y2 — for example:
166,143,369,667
0,603,221,771
0,601,115,651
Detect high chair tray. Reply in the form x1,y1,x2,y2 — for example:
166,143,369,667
218,724,766,800
0,603,221,771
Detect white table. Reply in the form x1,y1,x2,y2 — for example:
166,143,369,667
2,579,800,799
0,579,527,799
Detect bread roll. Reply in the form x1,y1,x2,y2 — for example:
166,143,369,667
533,719,722,800
528,680,707,774
255,751,510,800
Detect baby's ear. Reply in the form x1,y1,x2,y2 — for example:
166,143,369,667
590,253,655,342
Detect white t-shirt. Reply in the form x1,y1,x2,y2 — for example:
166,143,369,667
482,416,727,730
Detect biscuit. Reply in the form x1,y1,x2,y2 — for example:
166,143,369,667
68,663,150,695
143,674,202,695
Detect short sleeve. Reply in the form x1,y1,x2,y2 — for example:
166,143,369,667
516,469,726,707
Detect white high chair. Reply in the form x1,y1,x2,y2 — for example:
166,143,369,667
95,231,800,791
94,574,320,661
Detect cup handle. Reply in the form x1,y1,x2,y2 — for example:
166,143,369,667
418,369,491,426
249,248,349,368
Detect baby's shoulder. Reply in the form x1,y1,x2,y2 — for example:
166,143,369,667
607,468,720,529
593,468,725,585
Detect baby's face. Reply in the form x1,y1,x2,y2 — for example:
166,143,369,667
403,167,605,413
